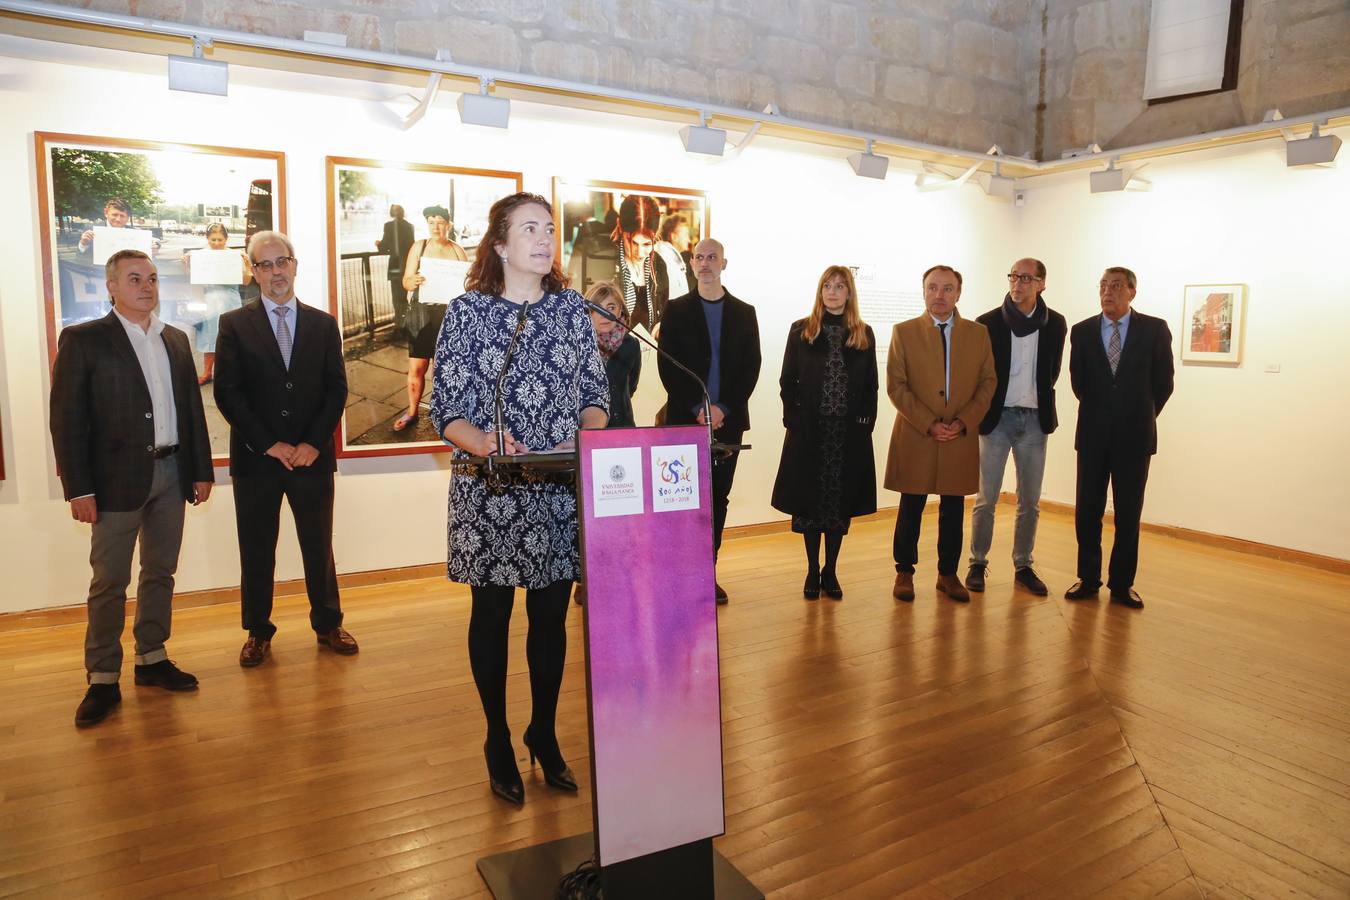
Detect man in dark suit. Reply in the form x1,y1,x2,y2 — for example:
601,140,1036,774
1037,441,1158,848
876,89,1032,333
214,230,358,666
657,238,762,604
966,257,1067,597
375,204,415,333
1065,266,1174,609
50,249,214,727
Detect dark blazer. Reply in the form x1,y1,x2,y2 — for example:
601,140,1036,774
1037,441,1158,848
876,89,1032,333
976,299,1068,435
604,335,641,429
49,310,213,511
377,218,415,279
1069,310,1174,457
771,318,879,519
213,299,348,476
657,289,762,433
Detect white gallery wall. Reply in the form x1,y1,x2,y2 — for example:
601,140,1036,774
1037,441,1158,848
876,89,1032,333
0,33,1346,615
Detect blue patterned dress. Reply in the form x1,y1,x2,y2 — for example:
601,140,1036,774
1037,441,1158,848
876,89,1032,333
430,289,610,588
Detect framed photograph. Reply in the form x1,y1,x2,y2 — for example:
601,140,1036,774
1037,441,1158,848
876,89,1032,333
326,157,522,457
1181,283,1246,365
553,178,709,338
36,132,286,465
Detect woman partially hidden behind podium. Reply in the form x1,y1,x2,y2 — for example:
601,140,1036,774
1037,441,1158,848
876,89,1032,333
429,192,610,806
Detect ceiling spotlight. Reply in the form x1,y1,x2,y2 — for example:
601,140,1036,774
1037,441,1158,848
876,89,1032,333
848,139,889,180
168,37,227,97
459,77,510,129
1286,123,1341,167
984,161,1015,199
1090,158,1150,193
680,112,727,157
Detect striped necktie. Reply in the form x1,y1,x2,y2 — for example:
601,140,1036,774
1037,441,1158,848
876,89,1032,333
1107,320,1121,375
274,305,293,370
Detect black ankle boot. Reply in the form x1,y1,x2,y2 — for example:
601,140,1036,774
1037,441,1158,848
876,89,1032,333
804,570,820,600
523,726,578,792
483,732,524,806
820,569,843,600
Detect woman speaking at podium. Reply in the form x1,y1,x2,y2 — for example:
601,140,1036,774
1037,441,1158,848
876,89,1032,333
430,192,610,806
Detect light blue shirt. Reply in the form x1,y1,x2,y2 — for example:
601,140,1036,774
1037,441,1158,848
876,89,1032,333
1101,310,1131,354
262,295,299,343
930,312,953,399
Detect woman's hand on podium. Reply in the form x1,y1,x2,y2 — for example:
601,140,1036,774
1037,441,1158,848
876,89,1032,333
443,421,529,456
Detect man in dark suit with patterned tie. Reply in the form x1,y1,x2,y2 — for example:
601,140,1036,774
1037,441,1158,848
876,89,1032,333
50,249,214,727
214,230,359,666
1065,267,1174,609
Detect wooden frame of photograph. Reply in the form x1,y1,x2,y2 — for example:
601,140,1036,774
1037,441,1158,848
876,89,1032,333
325,157,523,458
552,177,710,336
1180,283,1246,366
35,132,287,467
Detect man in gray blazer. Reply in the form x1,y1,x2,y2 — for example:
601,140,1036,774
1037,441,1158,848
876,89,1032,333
50,249,215,728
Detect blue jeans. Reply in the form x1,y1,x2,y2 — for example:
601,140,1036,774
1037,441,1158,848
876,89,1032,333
969,407,1048,569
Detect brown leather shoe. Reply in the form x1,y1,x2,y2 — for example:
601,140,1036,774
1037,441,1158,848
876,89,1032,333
239,636,270,667
936,574,970,603
893,571,915,602
317,627,359,655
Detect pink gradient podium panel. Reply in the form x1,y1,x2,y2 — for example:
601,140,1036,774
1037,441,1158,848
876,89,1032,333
578,426,725,866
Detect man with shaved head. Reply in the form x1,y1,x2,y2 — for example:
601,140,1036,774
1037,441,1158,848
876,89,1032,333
965,257,1067,597
658,238,762,604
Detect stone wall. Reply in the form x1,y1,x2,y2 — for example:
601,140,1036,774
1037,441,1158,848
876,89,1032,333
34,0,1350,160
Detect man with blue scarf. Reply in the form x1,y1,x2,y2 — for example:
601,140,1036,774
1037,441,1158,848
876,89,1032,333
965,257,1067,597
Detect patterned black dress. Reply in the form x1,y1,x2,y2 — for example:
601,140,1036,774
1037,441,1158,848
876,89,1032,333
792,314,851,535
429,289,609,588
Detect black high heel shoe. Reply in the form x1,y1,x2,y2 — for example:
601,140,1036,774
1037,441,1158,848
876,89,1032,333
821,570,843,600
484,736,525,807
523,727,578,792
803,571,820,600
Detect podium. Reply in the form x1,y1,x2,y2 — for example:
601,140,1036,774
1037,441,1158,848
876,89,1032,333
475,426,761,899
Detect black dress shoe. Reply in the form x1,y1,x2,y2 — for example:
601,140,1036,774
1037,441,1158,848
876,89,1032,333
820,570,843,600
1110,588,1145,609
803,571,820,600
1064,580,1101,601
75,683,121,728
134,659,199,692
523,726,578,793
715,582,728,605
484,736,524,806
1014,567,1049,596
965,563,987,593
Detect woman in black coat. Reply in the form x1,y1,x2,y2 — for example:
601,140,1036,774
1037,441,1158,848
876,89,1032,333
771,265,878,600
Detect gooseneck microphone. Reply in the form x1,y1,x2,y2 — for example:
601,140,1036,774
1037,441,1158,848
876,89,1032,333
493,301,530,456
584,300,715,446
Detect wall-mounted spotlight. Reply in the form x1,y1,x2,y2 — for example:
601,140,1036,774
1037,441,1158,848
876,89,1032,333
1090,157,1151,193
984,158,1016,199
168,36,227,96
848,139,889,180
459,77,510,129
1286,123,1341,167
680,111,727,157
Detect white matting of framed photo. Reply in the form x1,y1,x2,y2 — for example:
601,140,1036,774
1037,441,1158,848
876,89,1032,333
1181,283,1246,365
325,157,522,458
36,132,286,465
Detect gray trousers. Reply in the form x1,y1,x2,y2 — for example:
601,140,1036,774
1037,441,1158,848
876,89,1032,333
85,456,185,683
970,407,1048,569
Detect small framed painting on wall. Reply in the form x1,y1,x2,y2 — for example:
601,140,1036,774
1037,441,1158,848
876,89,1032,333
1181,283,1246,365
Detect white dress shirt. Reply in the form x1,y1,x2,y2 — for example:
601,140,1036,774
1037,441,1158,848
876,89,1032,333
113,307,178,447
1005,324,1039,409
930,312,954,399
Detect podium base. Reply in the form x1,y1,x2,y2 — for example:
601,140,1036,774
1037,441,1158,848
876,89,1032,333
476,832,762,899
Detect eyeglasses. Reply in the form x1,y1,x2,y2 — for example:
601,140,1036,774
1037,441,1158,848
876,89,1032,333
252,256,295,272
1099,280,1129,291
1007,273,1042,284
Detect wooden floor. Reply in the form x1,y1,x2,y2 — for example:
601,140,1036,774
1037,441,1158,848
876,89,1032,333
1,507,1348,899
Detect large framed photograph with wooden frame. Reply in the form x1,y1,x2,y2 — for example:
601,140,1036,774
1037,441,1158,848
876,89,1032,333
552,177,709,340
326,157,522,458
36,132,286,465
1181,283,1246,366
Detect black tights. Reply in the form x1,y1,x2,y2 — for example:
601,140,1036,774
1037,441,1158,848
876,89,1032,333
803,531,844,575
468,580,571,752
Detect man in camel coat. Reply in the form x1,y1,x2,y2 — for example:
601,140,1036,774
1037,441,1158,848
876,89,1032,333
885,264,997,603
